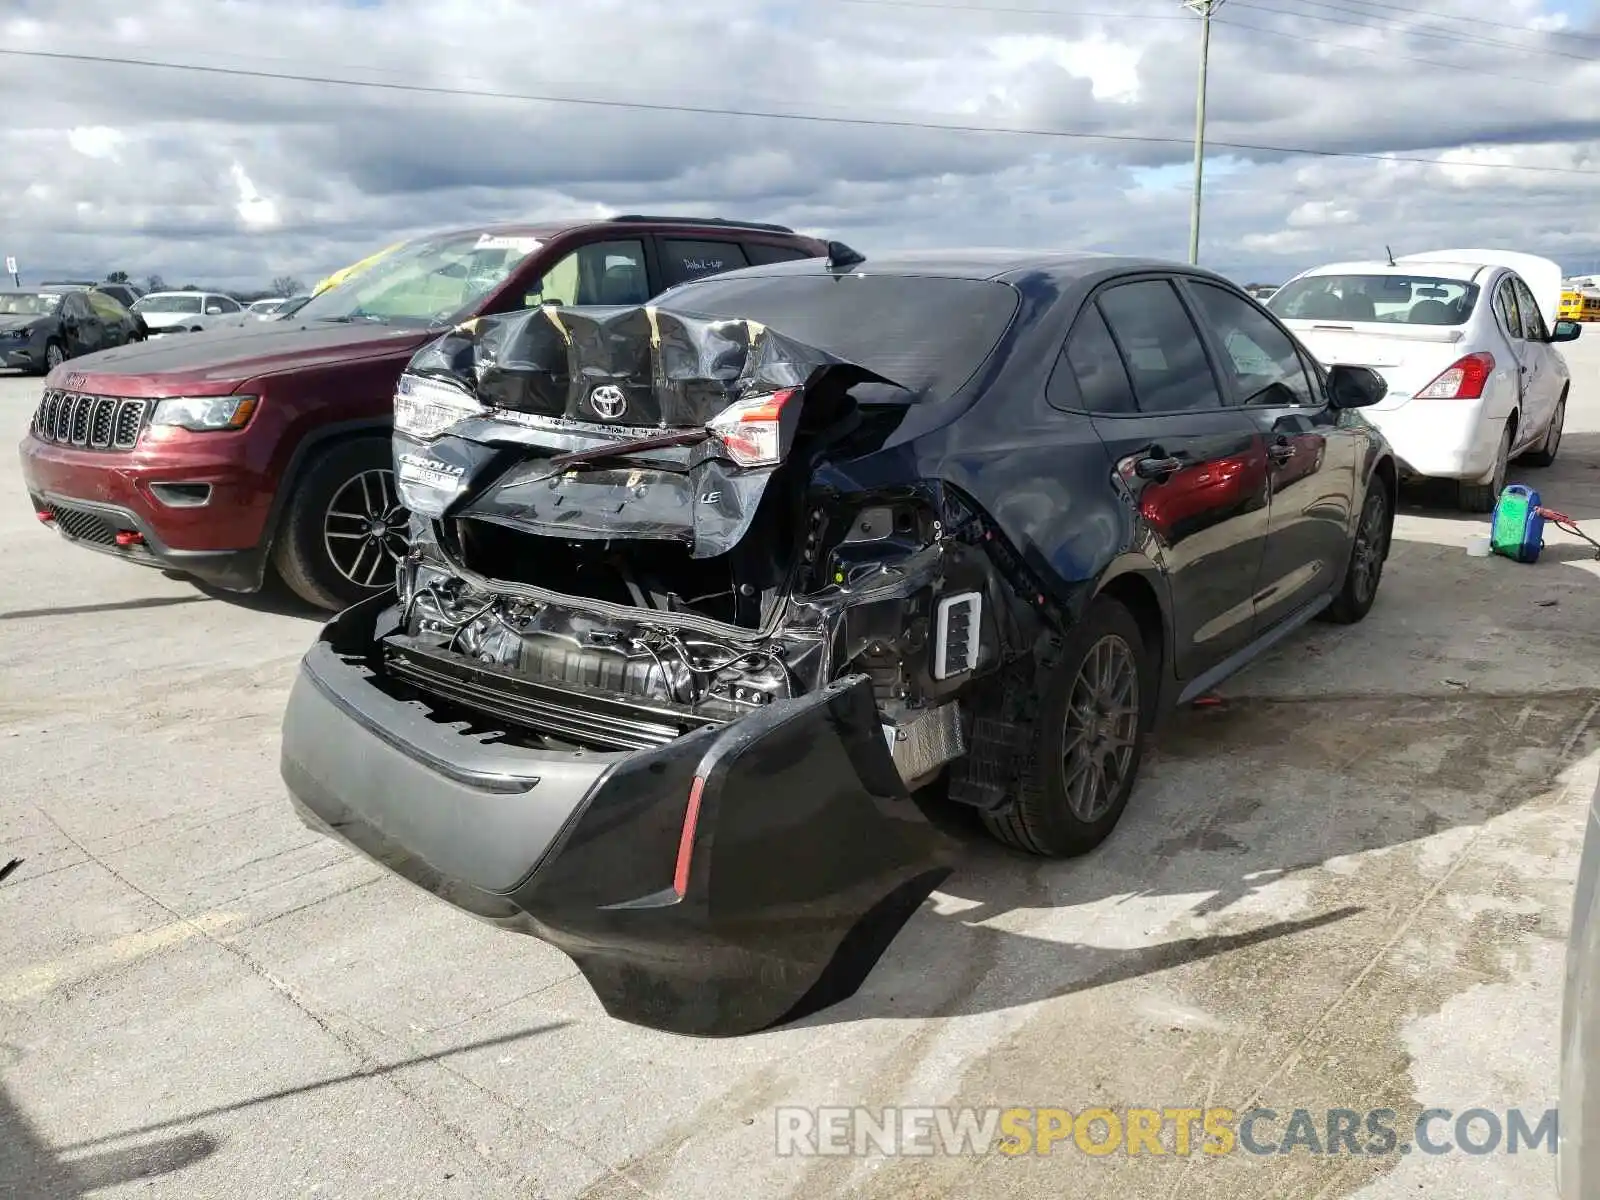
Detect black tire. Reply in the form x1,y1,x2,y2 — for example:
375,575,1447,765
1458,421,1511,513
38,340,66,375
270,438,408,611
981,596,1155,858
1322,479,1391,625
1523,396,1565,467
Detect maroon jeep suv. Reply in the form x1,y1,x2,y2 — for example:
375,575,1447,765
19,216,826,609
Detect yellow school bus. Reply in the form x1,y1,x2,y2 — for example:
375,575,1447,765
1561,288,1585,321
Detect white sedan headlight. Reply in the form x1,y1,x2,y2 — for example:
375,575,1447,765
149,395,259,431
394,372,484,440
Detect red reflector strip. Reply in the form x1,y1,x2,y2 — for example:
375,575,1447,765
114,531,144,547
35,510,53,523
673,776,706,899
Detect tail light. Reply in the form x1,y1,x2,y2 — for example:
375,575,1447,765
1415,352,1495,400
706,388,797,467
672,776,706,899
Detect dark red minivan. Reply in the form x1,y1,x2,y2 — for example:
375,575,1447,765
19,216,826,608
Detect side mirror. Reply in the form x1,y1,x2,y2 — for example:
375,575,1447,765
1327,364,1388,409
1550,319,1583,344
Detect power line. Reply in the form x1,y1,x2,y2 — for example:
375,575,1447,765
1231,0,1600,63
836,0,1190,17
3,46,1598,177
1214,14,1564,88
1302,0,1600,44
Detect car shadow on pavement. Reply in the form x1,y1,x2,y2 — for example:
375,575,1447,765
23,1020,570,1180
1397,431,1600,525
185,576,330,621
0,594,210,621
0,1083,219,1199
799,663,1589,1026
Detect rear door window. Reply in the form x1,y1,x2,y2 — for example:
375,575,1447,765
659,239,749,288
1185,281,1318,407
1095,280,1224,413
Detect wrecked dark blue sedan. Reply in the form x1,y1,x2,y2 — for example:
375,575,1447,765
279,248,1398,1037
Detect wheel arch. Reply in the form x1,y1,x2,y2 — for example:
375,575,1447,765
1092,561,1173,722
258,418,394,560
1370,452,1398,558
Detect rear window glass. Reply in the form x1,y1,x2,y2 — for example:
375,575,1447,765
744,243,813,266
658,273,1020,399
1268,274,1479,327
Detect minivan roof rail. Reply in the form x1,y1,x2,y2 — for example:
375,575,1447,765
608,215,797,234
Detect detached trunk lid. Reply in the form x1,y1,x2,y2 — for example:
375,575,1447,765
395,304,901,557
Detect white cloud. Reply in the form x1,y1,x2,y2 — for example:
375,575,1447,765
67,126,125,161
1286,200,1359,228
0,0,1596,288
230,163,279,231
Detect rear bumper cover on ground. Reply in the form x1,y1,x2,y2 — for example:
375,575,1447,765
281,592,958,1037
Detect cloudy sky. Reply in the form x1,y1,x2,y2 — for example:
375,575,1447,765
2,0,1598,291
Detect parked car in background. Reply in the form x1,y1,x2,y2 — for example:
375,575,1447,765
1269,249,1580,511
131,290,247,335
20,216,828,610
0,286,145,373
42,280,147,309
281,247,1397,1037
1244,283,1279,301
245,295,312,321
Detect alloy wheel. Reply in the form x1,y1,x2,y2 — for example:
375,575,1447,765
1349,489,1389,604
44,343,65,371
322,468,408,589
1060,634,1141,822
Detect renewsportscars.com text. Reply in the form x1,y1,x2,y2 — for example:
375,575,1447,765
774,1106,1558,1158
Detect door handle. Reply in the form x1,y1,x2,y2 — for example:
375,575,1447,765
1267,440,1296,464
1134,454,1184,481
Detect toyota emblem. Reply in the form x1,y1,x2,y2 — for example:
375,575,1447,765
590,385,627,420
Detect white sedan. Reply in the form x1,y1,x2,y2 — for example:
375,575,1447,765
1268,250,1581,511
130,290,251,336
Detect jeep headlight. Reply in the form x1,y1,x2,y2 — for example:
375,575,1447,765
395,373,483,440
149,394,259,431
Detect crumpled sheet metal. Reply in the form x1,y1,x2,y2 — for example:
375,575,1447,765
407,303,891,429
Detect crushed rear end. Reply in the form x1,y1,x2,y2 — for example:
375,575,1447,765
280,301,1034,1035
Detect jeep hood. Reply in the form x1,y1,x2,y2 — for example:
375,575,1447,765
396,304,905,558
55,319,434,394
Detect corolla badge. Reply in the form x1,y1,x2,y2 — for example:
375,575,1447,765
589,385,627,420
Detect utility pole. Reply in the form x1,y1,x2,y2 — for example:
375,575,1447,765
1184,0,1226,265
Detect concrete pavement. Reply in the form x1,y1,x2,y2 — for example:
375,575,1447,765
2,339,1598,1198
